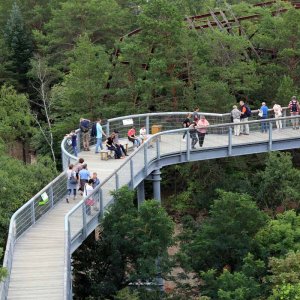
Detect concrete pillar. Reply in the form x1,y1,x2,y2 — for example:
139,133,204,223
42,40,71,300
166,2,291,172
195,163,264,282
152,169,161,203
137,180,145,207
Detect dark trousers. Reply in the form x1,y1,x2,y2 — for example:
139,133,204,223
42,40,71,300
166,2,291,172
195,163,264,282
117,144,126,155
197,132,206,147
107,145,122,159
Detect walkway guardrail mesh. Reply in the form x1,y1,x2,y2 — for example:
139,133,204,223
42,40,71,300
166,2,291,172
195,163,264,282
0,108,292,300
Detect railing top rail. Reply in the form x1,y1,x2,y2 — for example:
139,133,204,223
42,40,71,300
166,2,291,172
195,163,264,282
106,107,289,123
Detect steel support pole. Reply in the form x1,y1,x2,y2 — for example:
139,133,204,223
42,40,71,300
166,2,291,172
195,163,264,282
152,169,161,203
137,180,145,207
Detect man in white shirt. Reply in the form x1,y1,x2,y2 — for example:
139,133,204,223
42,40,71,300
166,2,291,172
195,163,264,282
95,119,106,154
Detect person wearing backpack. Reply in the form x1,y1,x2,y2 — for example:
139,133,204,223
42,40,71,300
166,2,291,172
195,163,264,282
182,113,192,141
239,100,251,135
66,164,77,203
80,117,91,151
288,96,300,129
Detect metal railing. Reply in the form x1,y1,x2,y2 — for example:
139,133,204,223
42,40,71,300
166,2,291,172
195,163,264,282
0,107,291,300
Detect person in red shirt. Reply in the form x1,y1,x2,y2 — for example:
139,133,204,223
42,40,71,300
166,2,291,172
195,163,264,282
127,126,141,148
288,96,300,129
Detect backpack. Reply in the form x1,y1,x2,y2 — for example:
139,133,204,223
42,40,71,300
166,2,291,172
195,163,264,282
91,123,97,137
245,105,252,117
69,172,77,184
291,100,298,112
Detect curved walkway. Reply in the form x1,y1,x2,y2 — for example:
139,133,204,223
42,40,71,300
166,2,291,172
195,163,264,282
2,112,300,300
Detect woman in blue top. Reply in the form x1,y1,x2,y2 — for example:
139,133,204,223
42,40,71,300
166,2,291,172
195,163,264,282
259,102,269,133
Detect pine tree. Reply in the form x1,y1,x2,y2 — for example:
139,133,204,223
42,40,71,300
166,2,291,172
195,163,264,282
4,2,33,91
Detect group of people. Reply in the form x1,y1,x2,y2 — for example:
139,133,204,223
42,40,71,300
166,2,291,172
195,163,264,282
66,118,150,159
230,96,300,136
182,107,210,149
66,158,100,214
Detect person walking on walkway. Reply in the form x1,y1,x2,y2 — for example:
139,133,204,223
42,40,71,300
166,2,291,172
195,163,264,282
273,102,283,130
66,164,77,203
182,113,192,141
197,115,209,147
239,100,251,135
259,102,269,133
288,96,300,129
95,119,106,154
80,118,91,151
189,122,198,149
231,105,241,136
79,164,90,195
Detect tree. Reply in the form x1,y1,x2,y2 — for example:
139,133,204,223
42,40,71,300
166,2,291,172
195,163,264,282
52,34,110,119
254,210,300,260
254,152,300,210
0,84,34,144
200,254,266,300
179,190,268,272
73,187,174,299
267,251,300,287
0,248,7,282
28,56,60,163
4,2,33,91
0,140,57,247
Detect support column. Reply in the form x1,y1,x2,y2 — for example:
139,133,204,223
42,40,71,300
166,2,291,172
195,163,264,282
152,169,161,203
137,180,145,207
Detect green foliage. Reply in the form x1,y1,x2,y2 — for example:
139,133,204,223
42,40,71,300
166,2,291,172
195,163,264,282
52,34,110,119
0,142,57,247
254,152,300,210
200,254,265,300
254,210,300,260
73,187,174,299
0,248,7,282
0,84,34,142
3,2,33,90
180,190,268,272
268,251,300,286
268,283,300,300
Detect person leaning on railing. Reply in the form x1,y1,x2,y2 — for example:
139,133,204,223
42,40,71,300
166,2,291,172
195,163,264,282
272,101,283,130
288,96,300,130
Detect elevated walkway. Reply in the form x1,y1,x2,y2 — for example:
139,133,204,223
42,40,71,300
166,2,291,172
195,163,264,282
1,111,300,299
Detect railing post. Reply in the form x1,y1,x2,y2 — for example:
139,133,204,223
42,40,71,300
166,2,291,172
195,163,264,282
146,115,150,135
77,131,81,153
156,138,160,160
228,127,232,156
283,109,287,129
99,189,104,218
115,173,119,190
186,129,190,161
82,204,87,239
137,180,145,208
106,121,110,136
144,145,148,176
50,186,54,208
269,121,272,151
130,159,134,189
31,201,35,225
